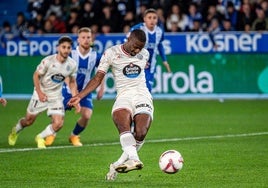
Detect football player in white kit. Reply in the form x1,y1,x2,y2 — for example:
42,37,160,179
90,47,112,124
45,27,105,147
68,29,154,180
8,36,79,149
126,8,171,92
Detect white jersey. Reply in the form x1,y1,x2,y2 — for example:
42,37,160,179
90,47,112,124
36,54,77,100
98,44,150,96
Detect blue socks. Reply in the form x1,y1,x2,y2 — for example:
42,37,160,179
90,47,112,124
72,123,85,135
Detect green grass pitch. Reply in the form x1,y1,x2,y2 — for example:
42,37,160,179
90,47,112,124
0,99,267,187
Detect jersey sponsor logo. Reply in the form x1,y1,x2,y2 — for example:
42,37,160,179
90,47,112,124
51,74,65,83
123,63,141,78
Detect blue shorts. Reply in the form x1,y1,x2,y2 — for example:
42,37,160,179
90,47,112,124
62,86,93,111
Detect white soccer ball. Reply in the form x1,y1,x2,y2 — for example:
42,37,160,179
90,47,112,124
159,150,184,174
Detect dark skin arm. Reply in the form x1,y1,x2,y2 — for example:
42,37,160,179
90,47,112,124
68,71,105,106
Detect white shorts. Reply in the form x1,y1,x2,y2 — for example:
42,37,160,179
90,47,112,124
112,91,154,120
27,91,65,116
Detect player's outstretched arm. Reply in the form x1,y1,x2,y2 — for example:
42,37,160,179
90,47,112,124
33,71,47,102
68,76,81,113
96,78,105,100
68,71,105,106
163,61,171,73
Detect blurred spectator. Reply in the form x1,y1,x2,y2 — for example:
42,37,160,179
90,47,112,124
99,5,118,32
45,0,64,19
42,19,55,33
251,6,268,31
207,18,221,49
156,7,166,30
187,2,203,31
65,8,80,33
0,21,16,48
70,24,80,34
47,12,66,33
237,2,256,31
149,0,160,8
260,0,268,17
166,4,190,32
90,24,99,36
157,0,173,15
105,0,136,30
122,24,130,34
168,20,181,32
205,4,223,29
20,0,268,33
79,1,97,28
188,18,203,32
224,1,239,30
100,22,112,34
222,18,235,31
12,12,29,41
244,22,251,32
27,0,48,19
115,0,135,18
135,3,147,23
121,11,135,29
27,21,37,34
218,0,241,13
30,11,45,31
63,0,81,18
240,0,254,11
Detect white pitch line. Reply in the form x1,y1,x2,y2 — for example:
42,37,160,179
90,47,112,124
0,132,267,154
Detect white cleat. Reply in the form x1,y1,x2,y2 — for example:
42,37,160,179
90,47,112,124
115,159,143,173
106,163,118,181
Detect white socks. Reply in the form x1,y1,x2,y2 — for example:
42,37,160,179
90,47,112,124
15,119,24,133
120,132,140,161
113,132,145,166
39,124,56,138
136,140,144,151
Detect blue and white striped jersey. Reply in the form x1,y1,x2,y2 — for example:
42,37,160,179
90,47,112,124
70,46,100,91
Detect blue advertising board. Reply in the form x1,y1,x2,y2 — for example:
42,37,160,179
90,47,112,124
1,32,268,56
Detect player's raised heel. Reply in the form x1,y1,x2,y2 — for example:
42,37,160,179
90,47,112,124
69,135,83,146
8,127,18,146
45,135,56,146
105,163,118,181
35,135,46,149
115,159,143,173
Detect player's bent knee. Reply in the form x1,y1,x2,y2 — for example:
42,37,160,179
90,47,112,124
134,132,146,141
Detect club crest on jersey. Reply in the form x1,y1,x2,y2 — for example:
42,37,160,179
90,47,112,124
51,73,65,83
123,63,141,78
136,54,143,60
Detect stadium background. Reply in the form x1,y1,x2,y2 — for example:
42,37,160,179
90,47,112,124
1,0,268,99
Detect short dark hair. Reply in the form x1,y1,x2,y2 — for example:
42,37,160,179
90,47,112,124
130,29,146,43
58,36,73,45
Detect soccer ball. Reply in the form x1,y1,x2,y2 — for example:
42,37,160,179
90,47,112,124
159,150,184,174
